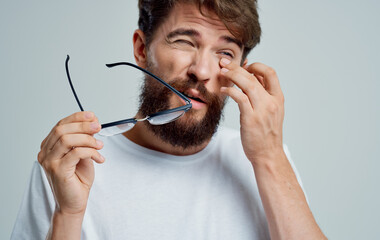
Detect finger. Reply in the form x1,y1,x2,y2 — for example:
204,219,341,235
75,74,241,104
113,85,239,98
255,75,266,88
42,112,98,152
220,58,264,93
41,136,48,150
59,147,105,170
58,111,96,126
243,64,265,88
45,121,101,152
220,58,267,106
48,133,103,160
221,86,253,116
245,63,283,97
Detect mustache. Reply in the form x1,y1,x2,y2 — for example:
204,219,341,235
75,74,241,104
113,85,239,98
166,77,220,104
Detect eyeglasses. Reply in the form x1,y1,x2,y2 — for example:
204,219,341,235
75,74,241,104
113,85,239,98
65,55,192,136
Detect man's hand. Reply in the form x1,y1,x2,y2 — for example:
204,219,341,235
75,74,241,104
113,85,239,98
38,111,105,239
219,58,285,165
219,58,326,239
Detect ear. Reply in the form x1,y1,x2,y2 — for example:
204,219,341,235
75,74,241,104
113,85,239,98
133,29,147,68
242,58,248,68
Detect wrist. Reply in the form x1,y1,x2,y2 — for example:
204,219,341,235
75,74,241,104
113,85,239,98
48,209,85,240
54,208,86,221
248,147,286,168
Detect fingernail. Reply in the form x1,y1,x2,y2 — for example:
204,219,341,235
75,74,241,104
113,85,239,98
91,122,100,130
221,68,229,74
96,140,103,147
85,112,94,119
221,58,231,65
100,154,105,162
220,87,227,92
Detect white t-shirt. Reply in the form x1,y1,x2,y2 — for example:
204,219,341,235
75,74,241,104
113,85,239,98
11,127,304,240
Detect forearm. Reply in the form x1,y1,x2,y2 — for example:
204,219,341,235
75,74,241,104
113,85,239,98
46,210,84,240
252,150,326,240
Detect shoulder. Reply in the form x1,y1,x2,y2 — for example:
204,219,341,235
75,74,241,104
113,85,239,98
11,162,54,239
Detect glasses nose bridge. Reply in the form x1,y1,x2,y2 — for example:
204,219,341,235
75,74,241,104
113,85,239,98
135,116,149,122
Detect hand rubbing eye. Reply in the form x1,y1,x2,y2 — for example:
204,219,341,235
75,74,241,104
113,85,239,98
221,52,233,58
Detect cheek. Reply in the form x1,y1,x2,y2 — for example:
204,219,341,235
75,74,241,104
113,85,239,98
204,76,233,99
216,75,234,89
221,78,233,88
154,47,194,73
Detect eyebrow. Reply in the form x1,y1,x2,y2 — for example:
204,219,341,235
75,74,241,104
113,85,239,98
221,35,243,49
167,28,200,39
166,28,243,49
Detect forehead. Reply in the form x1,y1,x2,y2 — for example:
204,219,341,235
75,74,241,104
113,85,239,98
157,2,237,41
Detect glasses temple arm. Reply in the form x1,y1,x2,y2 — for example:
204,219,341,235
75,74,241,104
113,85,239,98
106,62,191,104
65,55,84,111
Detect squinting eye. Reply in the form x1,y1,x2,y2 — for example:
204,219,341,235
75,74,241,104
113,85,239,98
174,39,194,47
220,51,234,58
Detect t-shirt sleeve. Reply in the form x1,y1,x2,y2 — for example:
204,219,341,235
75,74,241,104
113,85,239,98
283,144,309,204
11,161,55,240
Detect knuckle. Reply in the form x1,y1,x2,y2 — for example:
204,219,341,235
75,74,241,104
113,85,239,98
67,148,79,160
54,125,65,137
84,111,93,116
92,150,101,160
40,138,47,149
69,112,83,123
90,136,98,147
244,63,253,71
265,67,277,77
41,160,50,172
72,147,95,161
37,151,44,164
251,62,260,67
56,119,64,126
59,135,72,149
249,62,261,71
88,149,97,159
75,111,84,119
267,102,279,113
71,147,83,157
242,95,250,104
81,111,94,120
80,111,88,120
238,94,250,105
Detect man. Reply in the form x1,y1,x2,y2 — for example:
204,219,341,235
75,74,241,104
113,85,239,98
12,0,326,239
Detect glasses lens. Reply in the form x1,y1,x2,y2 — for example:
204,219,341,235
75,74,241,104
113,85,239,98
98,122,135,136
148,110,185,125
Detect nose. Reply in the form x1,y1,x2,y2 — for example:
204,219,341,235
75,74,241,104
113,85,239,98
187,51,216,83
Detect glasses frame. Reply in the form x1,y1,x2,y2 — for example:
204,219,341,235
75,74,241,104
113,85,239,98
65,55,192,132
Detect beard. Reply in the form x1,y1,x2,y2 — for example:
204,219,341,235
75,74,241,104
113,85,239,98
137,61,226,149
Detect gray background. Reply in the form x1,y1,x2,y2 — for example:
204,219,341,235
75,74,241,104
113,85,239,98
1,0,379,239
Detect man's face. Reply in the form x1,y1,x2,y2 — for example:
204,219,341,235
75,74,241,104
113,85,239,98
138,2,245,148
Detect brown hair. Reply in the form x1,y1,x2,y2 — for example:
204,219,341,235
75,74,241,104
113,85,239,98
138,0,261,60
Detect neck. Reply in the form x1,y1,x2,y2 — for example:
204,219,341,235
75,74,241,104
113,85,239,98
122,121,211,156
